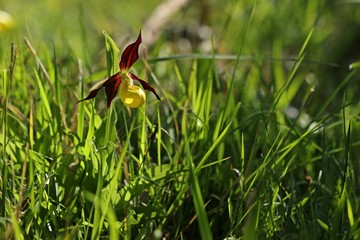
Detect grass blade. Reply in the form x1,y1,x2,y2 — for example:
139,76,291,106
189,163,213,240
195,123,231,173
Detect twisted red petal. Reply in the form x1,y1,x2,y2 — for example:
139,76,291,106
78,73,122,108
119,31,142,71
129,72,161,101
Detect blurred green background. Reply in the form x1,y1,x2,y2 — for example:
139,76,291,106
2,0,360,102
2,0,360,238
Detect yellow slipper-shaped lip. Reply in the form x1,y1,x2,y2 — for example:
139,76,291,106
119,84,146,108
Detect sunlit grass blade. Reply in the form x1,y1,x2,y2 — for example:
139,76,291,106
33,68,52,120
103,31,120,77
243,200,260,240
8,202,24,239
139,106,147,169
272,28,314,111
331,182,347,240
52,43,61,106
77,59,85,141
156,106,162,166
1,69,9,223
189,162,212,240
195,123,231,173
349,60,360,69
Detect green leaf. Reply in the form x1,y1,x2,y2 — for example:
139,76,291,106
33,68,52,119
103,31,120,76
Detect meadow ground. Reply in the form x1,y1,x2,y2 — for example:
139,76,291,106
1,0,360,239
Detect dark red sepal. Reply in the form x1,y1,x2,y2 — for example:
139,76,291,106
129,72,161,101
78,73,122,108
77,88,102,103
119,31,142,71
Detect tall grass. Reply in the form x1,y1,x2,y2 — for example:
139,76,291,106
1,0,360,239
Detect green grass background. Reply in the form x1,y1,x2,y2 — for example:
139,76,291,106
1,0,360,239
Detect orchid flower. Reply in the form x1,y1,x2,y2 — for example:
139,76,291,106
78,30,160,108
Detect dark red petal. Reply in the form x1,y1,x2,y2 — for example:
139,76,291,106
129,72,161,101
103,73,122,108
119,30,142,71
77,73,122,108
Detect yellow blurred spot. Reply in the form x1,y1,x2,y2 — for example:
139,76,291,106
0,10,14,31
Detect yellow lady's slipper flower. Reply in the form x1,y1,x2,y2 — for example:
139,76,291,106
78,30,160,108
